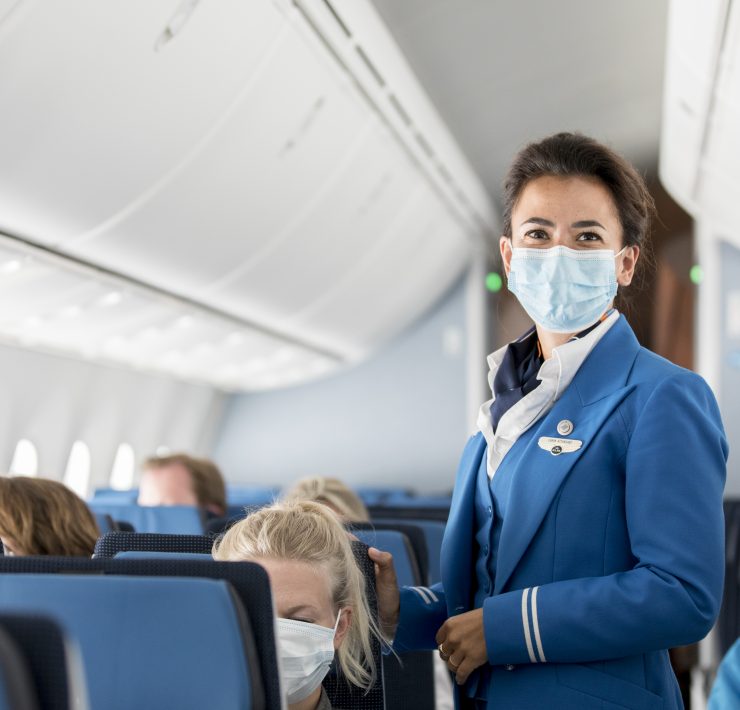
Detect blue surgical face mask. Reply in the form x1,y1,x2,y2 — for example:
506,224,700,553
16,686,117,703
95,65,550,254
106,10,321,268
507,245,626,333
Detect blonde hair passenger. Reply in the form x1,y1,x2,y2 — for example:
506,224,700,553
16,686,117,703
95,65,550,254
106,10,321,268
283,476,370,523
0,476,99,556
213,500,378,699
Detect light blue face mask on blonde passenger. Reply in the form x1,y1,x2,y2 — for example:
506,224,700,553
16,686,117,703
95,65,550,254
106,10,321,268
507,245,625,333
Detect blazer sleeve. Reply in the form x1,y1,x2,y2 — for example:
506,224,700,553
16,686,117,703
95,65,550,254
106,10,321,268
482,371,728,666
392,582,447,653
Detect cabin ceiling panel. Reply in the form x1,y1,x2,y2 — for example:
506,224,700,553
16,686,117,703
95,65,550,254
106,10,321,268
63,23,374,293
203,123,421,322
294,204,468,353
370,0,669,197
0,0,493,387
0,0,286,245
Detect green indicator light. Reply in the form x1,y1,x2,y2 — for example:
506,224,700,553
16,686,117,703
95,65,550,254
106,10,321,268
485,272,503,293
689,265,703,285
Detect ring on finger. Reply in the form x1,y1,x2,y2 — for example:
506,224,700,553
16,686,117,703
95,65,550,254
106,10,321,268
438,643,450,661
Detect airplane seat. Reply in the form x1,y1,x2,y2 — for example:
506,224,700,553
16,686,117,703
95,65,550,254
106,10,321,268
90,488,139,504
368,504,449,523
0,574,262,710
93,532,214,558
351,530,422,587
114,551,213,561
322,540,384,710
92,513,116,534
350,530,436,710
355,487,413,507
350,522,429,585
0,557,280,709
0,614,83,710
87,504,206,534
0,625,39,710
226,486,279,509
374,518,446,586
205,513,245,536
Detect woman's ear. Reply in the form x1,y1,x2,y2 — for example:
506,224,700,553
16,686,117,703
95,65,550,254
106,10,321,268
500,236,513,277
334,608,352,650
617,245,640,287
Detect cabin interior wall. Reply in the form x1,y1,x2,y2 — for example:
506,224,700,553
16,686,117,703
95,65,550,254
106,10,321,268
0,343,226,489
212,273,471,493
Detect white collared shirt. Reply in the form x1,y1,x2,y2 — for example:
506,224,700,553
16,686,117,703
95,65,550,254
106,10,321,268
477,311,620,479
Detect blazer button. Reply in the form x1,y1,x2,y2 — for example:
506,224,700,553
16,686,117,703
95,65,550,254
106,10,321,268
483,545,489,555
505,664,515,671
557,419,574,436
487,505,493,517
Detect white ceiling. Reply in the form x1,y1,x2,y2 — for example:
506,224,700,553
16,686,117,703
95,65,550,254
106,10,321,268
0,0,493,390
370,0,670,213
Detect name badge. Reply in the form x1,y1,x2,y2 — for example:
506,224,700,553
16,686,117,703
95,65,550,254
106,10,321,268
538,437,583,456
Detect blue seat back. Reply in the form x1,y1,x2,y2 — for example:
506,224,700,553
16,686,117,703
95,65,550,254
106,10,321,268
352,529,421,586
375,518,445,585
93,513,115,534
0,575,258,710
0,613,84,710
90,488,138,504
115,551,213,561
94,532,213,558
88,504,204,534
0,626,37,710
226,486,278,508
0,557,279,710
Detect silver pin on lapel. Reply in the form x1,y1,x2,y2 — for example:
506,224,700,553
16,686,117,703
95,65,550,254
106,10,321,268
538,436,582,455
556,419,574,436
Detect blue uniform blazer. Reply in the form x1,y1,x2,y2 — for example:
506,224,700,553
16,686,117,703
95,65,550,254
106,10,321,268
394,316,728,710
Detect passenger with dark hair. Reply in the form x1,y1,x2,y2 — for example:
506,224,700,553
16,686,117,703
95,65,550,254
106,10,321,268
370,133,728,709
0,476,99,556
137,452,226,516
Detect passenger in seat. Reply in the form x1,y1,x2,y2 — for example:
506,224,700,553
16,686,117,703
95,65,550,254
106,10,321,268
283,476,370,523
213,500,379,710
0,476,99,556
137,453,226,516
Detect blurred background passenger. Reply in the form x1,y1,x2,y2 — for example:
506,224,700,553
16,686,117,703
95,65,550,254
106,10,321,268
213,500,378,710
0,476,99,556
137,453,226,516
283,476,370,523
709,637,740,709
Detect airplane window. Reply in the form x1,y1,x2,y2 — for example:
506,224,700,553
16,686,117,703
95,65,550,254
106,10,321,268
64,440,91,498
8,439,39,477
109,443,135,490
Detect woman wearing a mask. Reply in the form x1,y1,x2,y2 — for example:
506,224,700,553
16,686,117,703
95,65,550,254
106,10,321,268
213,500,379,710
369,132,728,709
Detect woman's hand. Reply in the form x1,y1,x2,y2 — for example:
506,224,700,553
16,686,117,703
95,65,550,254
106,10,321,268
435,608,487,684
367,547,400,640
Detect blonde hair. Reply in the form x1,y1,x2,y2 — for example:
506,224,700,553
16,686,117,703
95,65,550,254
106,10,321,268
282,477,370,523
144,453,226,514
212,500,378,691
0,476,99,556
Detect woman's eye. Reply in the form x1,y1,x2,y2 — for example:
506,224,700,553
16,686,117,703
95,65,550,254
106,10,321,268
576,231,602,242
524,229,548,240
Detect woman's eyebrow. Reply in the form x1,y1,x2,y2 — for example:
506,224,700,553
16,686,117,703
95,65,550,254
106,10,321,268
283,604,318,617
571,219,605,229
520,217,555,227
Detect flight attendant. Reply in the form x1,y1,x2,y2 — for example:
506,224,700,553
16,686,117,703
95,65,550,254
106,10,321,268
369,132,728,709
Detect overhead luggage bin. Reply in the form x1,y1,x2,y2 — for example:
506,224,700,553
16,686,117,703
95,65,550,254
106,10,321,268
0,0,495,391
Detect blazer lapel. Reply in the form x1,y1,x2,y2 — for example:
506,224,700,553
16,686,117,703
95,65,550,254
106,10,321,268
441,432,485,613
493,316,641,594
